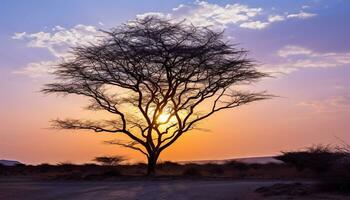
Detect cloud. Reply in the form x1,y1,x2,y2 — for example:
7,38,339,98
268,15,285,22
298,95,350,112
12,60,59,78
12,32,26,39
137,1,317,30
12,2,320,78
12,24,102,58
12,24,104,78
172,4,187,11
136,12,172,20
287,11,317,19
239,21,269,29
139,1,263,29
263,45,350,75
277,45,313,57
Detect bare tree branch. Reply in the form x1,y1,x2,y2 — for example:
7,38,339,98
43,16,270,175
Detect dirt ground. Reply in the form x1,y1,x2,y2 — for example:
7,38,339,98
0,177,349,200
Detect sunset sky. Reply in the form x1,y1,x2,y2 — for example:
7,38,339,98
1,0,350,164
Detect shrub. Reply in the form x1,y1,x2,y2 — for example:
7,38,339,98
158,161,181,167
182,167,201,177
93,156,126,166
102,169,121,177
275,145,345,173
208,165,224,175
37,163,54,173
225,160,249,170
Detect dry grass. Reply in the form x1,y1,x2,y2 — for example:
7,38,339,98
0,161,314,180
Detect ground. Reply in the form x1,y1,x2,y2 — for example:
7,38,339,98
0,177,349,200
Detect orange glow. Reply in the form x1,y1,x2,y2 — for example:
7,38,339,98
157,112,170,124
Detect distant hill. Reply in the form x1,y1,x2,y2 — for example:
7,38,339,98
0,160,22,166
179,156,282,165
235,156,283,164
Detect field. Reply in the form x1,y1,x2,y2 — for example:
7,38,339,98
1,158,350,199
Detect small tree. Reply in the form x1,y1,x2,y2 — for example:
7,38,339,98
93,156,126,166
43,17,269,175
276,145,345,173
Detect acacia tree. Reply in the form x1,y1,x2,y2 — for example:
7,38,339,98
43,17,269,175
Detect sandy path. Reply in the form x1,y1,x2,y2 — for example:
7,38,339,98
0,177,344,200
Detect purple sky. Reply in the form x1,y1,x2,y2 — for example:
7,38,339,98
0,0,350,164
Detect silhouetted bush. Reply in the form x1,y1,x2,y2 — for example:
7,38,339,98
276,144,350,193
182,167,201,177
225,160,249,170
15,163,26,167
37,163,54,173
57,162,76,172
204,164,224,175
102,169,121,177
318,144,350,193
93,156,126,166
275,145,345,173
158,161,181,168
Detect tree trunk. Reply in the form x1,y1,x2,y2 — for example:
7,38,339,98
147,153,158,176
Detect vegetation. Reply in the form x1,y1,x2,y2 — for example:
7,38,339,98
0,160,307,180
276,144,350,193
93,156,126,166
275,144,345,173
42,17,269,175
3,144,350,194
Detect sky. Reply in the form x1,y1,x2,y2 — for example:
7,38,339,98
1,0,350,164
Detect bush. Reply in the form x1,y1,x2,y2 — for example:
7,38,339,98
102,169,121,177
277,144,350,193
93,156,126,166
207,165,224,175
225,160,249,170
182,167,201,177
37,163,54,173
275,145,345,173
158,161,181,167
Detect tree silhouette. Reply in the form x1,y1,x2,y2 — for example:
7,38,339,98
43,17,270,175
93,155,126,166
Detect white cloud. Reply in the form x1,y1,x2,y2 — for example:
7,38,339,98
268,15,285,22
12,60,58,78
12,2,320,78
52,25,65,31
12,24,104,78
263,45,350,75
136,12,172,20
138,1,264,29
12,32,26,39
137,1,318,30
287,11,317,19
277,45,313,57
298,95,350,112
239,21,269,29
172,4,187,11
12,24,102,58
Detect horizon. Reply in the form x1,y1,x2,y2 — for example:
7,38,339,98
1,0,350,165
1,154,281,166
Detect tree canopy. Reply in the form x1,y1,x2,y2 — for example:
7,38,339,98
43,17,270,175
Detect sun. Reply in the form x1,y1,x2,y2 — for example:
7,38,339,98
157,113,170,123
